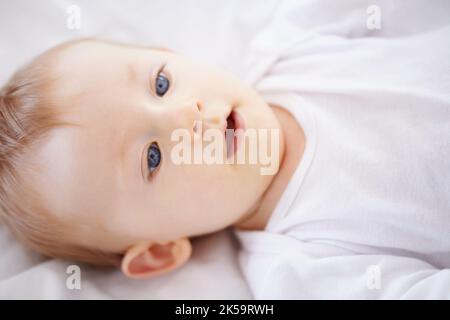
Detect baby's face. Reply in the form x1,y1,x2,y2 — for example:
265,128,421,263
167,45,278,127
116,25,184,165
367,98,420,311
33,41,281,252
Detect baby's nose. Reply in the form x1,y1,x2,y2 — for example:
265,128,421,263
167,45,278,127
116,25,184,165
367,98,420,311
203,115,226,132
168,100,203,132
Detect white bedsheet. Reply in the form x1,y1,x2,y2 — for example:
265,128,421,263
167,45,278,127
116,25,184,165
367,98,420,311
0,0,282,299
0,224,250,299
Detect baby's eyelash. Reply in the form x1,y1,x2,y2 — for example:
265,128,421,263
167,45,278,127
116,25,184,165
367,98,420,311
154,64,170,97
157,64,165,76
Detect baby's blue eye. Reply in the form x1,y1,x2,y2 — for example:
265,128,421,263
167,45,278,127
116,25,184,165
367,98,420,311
155,72,169,97
147,142,161,173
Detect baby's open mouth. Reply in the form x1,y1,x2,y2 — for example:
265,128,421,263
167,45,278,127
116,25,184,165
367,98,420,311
225,109,245,158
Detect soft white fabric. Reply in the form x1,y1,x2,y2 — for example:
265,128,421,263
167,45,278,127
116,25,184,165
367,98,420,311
234,0,450,299
0,0,283,299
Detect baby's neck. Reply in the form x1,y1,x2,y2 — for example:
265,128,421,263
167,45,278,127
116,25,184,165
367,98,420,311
233,104,306,231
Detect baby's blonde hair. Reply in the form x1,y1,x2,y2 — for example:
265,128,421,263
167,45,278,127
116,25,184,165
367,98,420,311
0,40,123,267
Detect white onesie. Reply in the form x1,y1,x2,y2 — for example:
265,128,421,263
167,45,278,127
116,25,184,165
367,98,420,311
233,0,450,299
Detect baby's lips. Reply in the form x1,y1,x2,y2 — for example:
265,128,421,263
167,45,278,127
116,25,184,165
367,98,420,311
233,109,246,132
224,109,246,159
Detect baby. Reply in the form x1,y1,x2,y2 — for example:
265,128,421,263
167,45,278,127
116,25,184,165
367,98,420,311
0,38,300,278
1,6,450,297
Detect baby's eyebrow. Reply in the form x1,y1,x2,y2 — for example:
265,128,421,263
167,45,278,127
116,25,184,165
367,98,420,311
115,123,134,187
126,63,138,84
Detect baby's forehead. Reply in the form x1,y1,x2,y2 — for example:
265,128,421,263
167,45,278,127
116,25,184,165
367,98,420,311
48,41,171,104
33,40,168,211
56,40,137,65
52,40,163,76
52,42,135,87
49,44,147,117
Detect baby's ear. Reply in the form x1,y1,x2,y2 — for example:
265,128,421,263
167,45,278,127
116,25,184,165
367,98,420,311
121,238,192,279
